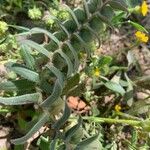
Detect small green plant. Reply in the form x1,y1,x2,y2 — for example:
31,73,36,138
0,0,128,147
2,0,150,149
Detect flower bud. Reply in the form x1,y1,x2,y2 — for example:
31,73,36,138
0,21,8,35
28,7,42,20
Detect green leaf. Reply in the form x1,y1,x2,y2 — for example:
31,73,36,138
108,0,128,12
75,134,101,150
11,113,49,145
30,28,60,46
0,93,41,105
46,15,70,38
53,102,71,130
0,79,35,91
46,64,64,85
83,0,90,19
128,20,148,33
97,13,113,28
104,81,125,96
55,50,74,77
9,24,30,32
126,0,140,7
63,4,80,29
64,116,82,141
112,12,126,25
101,6,115,20
40,79,62,108
131,129,138,149
65,41,79,71
111,73,121,84
74,33,91,58
62,73,80,95
88,0,101,13
5,62,39,83
99,55,112,67
85,24,101,48
21,40,52,58
20,45,35,70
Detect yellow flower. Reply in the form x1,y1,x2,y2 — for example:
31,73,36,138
141,1,148,16
135,31,149,43
115,104,121,112
93,68,100,77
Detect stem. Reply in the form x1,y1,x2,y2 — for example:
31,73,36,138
116,111,141,121
69,116,141,127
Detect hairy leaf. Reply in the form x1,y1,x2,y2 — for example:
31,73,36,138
97,13,113,28
20,45,35,70
85,24,101,48
5,62,39,83
46,15,70,38
63,4,80,29
65,41,79,71
0,93,41,105
0,79,35,91
108,0,128,12
46,64,64,85
21,40,52,58
83,0,90,19
55,50,74,76
104,81,125,96
31,28,60,46
40,80,62,108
